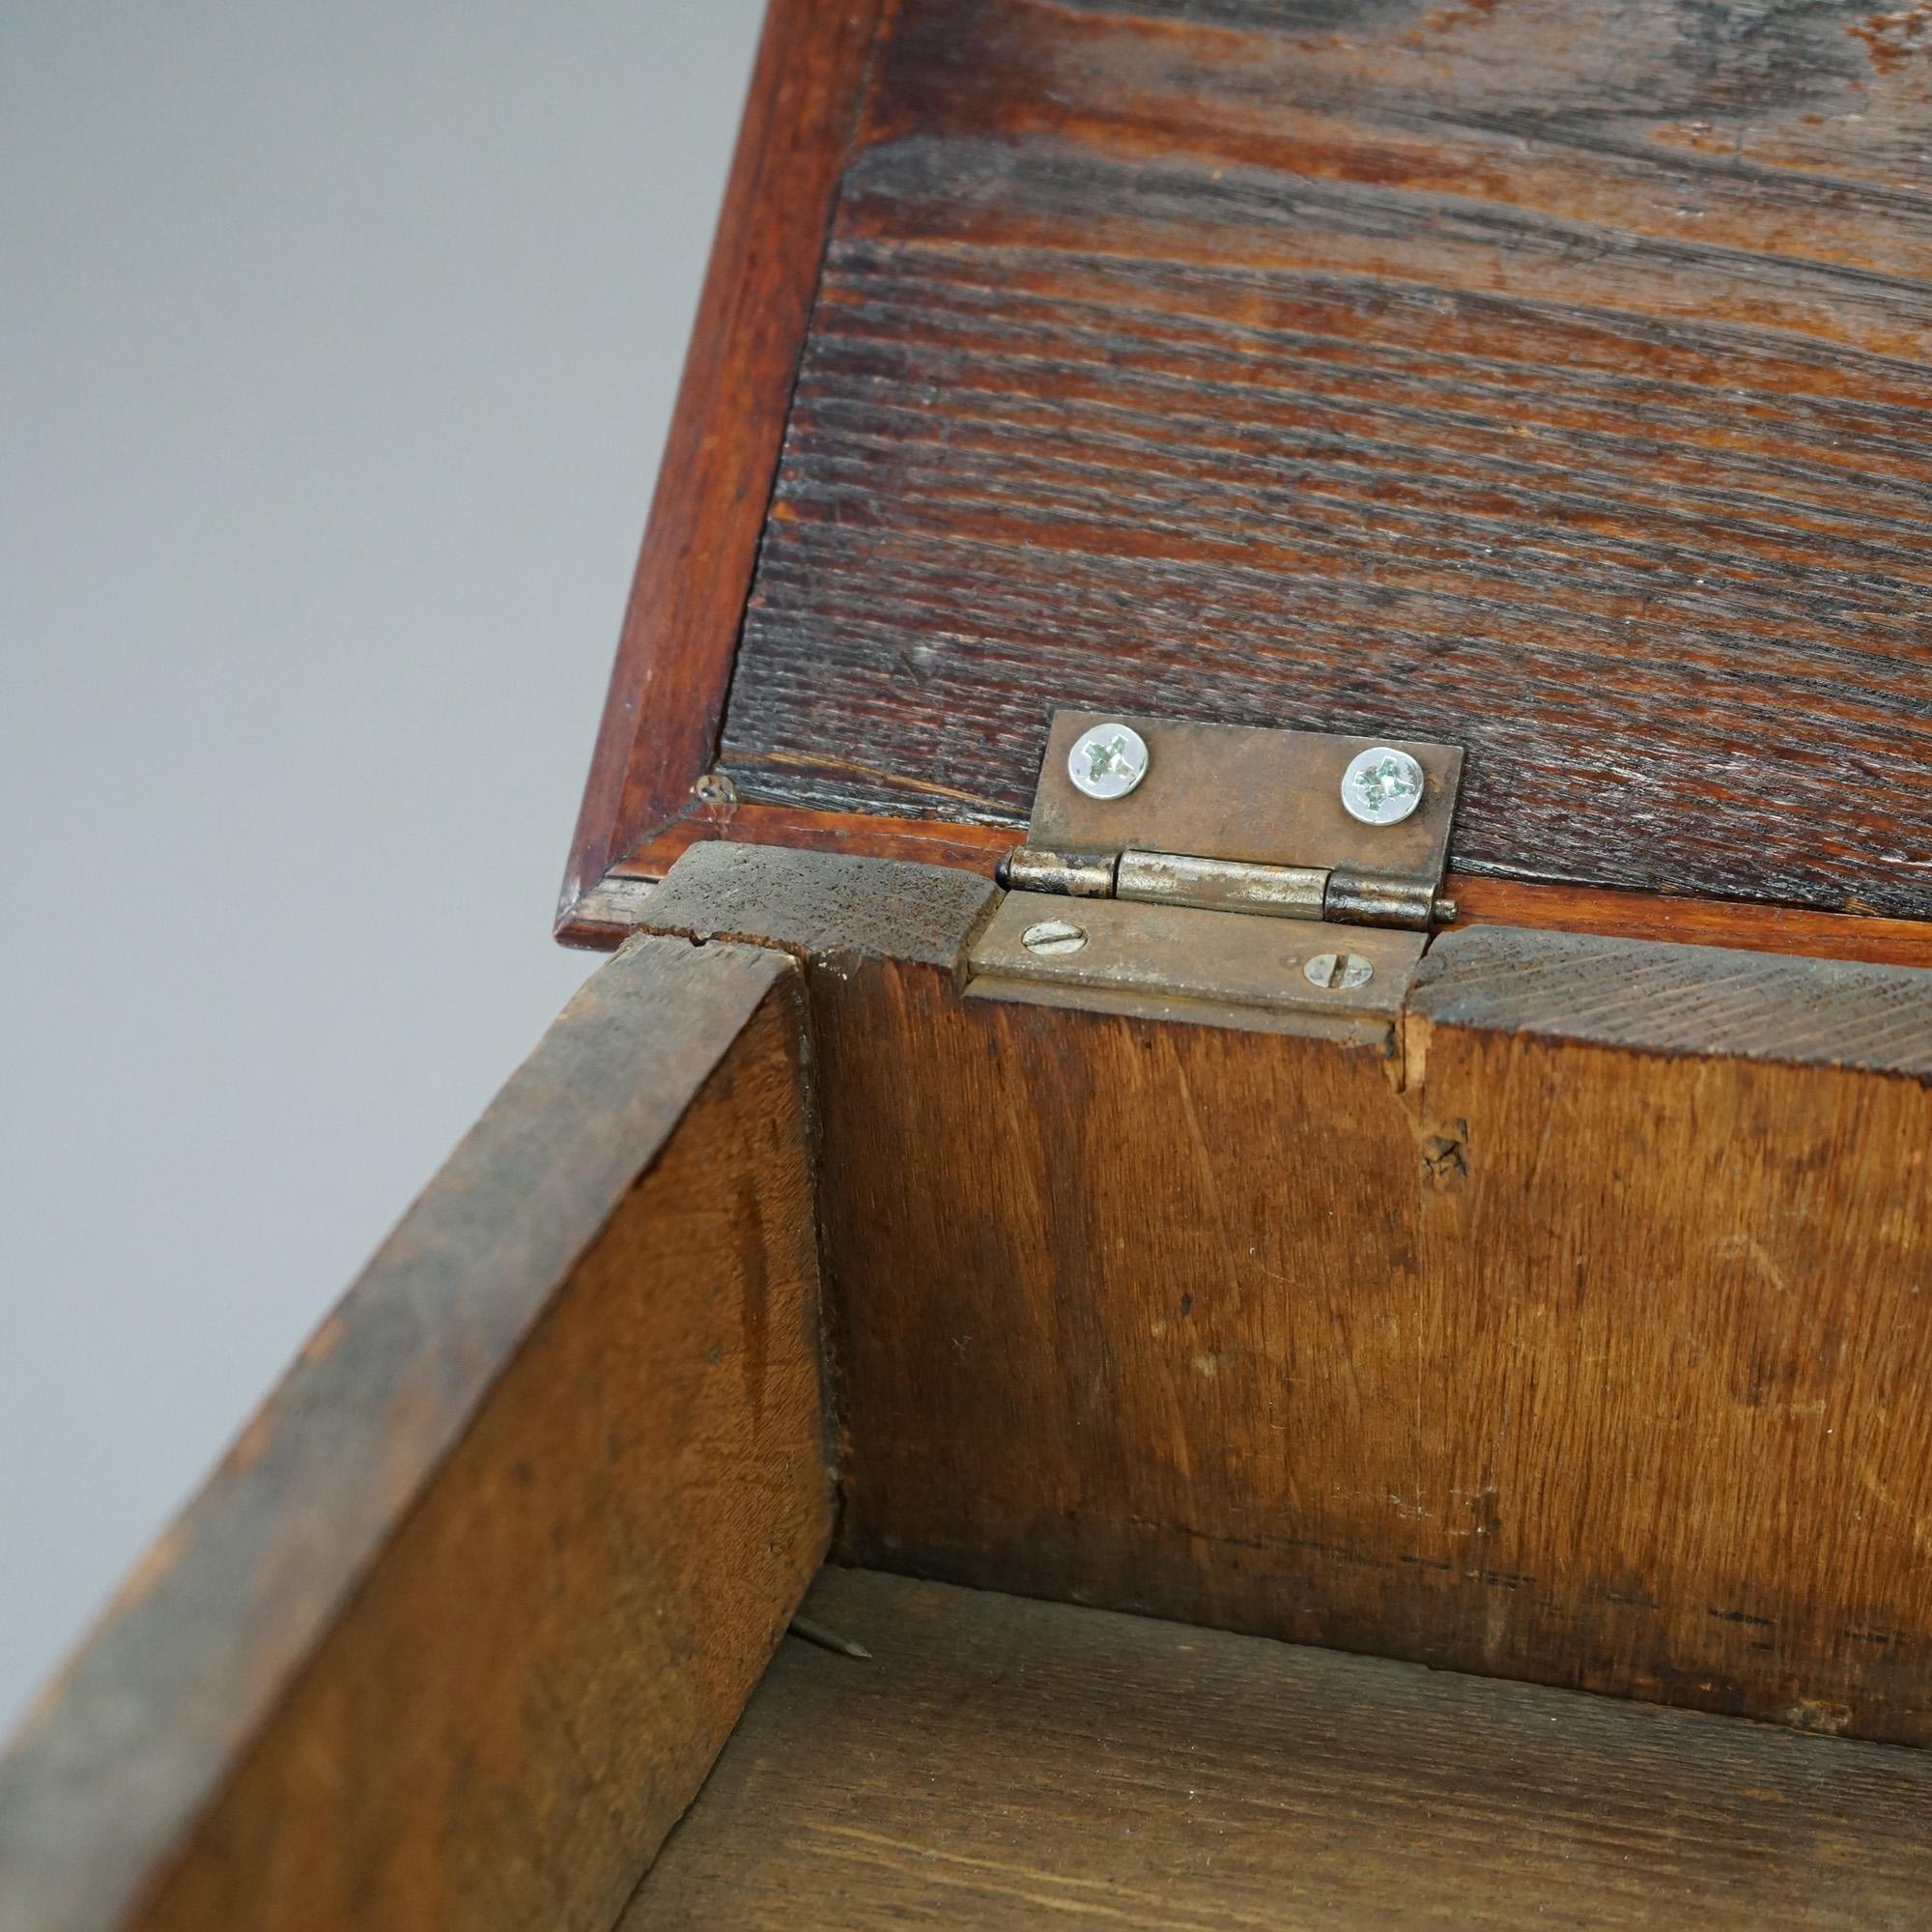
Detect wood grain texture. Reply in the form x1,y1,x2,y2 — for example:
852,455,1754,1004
628,847,1932,1739
558,0,884,927
1414,921,1932,1071
634,837,999,968
1446,871,1932,970
0,938,829,1932
1399,928,1932,1738
561,806,1932,970
629,1569,1932,1929
715,0,1932,921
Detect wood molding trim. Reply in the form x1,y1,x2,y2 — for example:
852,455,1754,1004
558,0,887,933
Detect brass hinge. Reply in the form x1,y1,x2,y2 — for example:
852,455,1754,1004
966,711,1463,1037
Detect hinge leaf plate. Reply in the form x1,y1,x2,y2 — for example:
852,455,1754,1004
1028,709,1462,890
967,893,1424,1039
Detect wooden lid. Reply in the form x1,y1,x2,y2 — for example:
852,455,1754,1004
563,0,1932,962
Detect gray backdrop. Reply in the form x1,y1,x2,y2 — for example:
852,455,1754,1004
0,3,765,1729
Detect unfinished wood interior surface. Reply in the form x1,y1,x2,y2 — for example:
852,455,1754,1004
708,0,1932,923
629,1568,1932,1930
642,843,1932,1745
0,936,829,1932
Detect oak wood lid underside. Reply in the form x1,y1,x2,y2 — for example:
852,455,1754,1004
656,0,1932,924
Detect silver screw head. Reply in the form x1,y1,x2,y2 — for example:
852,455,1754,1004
1303,951,1374,990
1067,723,1150,801
1022,919,1089,956
1341,746,1425,826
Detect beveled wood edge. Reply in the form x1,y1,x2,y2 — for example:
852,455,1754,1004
559,804,1932,971
558,0,886,926
1452,875,1932,973
0,938,811,1932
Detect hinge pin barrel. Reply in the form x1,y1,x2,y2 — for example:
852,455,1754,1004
1000,847,1119,897
1119,850,1328,920
1001,844,1451,930
1322,868,1445,930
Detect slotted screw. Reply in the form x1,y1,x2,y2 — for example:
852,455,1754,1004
1303,951,1374,990
1023,920,1089,956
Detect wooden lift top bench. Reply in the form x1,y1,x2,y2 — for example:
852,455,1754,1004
7,2,1932,1925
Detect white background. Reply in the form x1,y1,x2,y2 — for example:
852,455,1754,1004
0,2,765,1729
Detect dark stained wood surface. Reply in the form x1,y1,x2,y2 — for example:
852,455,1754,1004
708,0,1932,923
1444,870,1932,969
629,1568,1932,1929
638,844,1932,1743
0,938,830,1932
558,0,885,930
